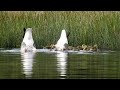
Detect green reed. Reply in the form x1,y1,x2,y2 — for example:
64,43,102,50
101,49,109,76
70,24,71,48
0,11,120,50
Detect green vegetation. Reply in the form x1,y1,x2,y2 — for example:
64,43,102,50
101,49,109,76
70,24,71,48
0,11,120,50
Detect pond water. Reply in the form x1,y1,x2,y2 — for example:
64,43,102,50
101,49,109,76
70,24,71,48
0,48,120,79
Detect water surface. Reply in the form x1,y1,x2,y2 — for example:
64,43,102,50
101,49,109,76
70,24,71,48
0,48,119,79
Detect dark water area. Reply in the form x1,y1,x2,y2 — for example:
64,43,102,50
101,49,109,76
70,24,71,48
0,48,119,79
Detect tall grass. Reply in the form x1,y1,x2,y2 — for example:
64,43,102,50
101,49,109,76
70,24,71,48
0,11,120,50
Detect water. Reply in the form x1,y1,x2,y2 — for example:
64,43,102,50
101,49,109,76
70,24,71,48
0,48,120,79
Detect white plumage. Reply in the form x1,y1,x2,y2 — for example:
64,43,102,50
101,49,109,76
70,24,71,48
55,29,68,51
21,28,36,53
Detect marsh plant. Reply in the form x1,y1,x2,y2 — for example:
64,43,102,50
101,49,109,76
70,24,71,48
0,11,120,50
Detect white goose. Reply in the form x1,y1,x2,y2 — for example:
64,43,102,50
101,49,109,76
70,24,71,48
54,29,69,51
21,28,36,53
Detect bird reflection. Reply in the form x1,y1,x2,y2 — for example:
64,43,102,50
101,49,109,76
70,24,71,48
56,51,68,79
21,52,36,78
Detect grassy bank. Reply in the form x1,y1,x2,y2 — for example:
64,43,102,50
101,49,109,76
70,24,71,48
0,11,120,50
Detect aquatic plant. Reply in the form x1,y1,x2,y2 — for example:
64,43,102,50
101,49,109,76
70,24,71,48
0,11,120,50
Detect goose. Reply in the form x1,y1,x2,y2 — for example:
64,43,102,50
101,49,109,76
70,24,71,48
82,44,88,51
54,29,69,51
21,28,36,53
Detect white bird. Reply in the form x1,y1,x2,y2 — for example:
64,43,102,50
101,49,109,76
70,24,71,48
55,29,69,51
21,28,36,53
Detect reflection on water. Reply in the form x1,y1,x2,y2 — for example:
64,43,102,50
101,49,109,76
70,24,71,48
56,51,68,79
21,52,36,78
1,48,120,79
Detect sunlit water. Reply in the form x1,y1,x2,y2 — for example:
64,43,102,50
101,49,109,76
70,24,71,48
0,48,119,79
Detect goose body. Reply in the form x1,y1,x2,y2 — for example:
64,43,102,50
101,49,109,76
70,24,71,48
21,28,36,53
55,29,68,51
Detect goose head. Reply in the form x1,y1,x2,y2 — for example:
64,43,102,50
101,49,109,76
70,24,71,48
82,44,87,50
